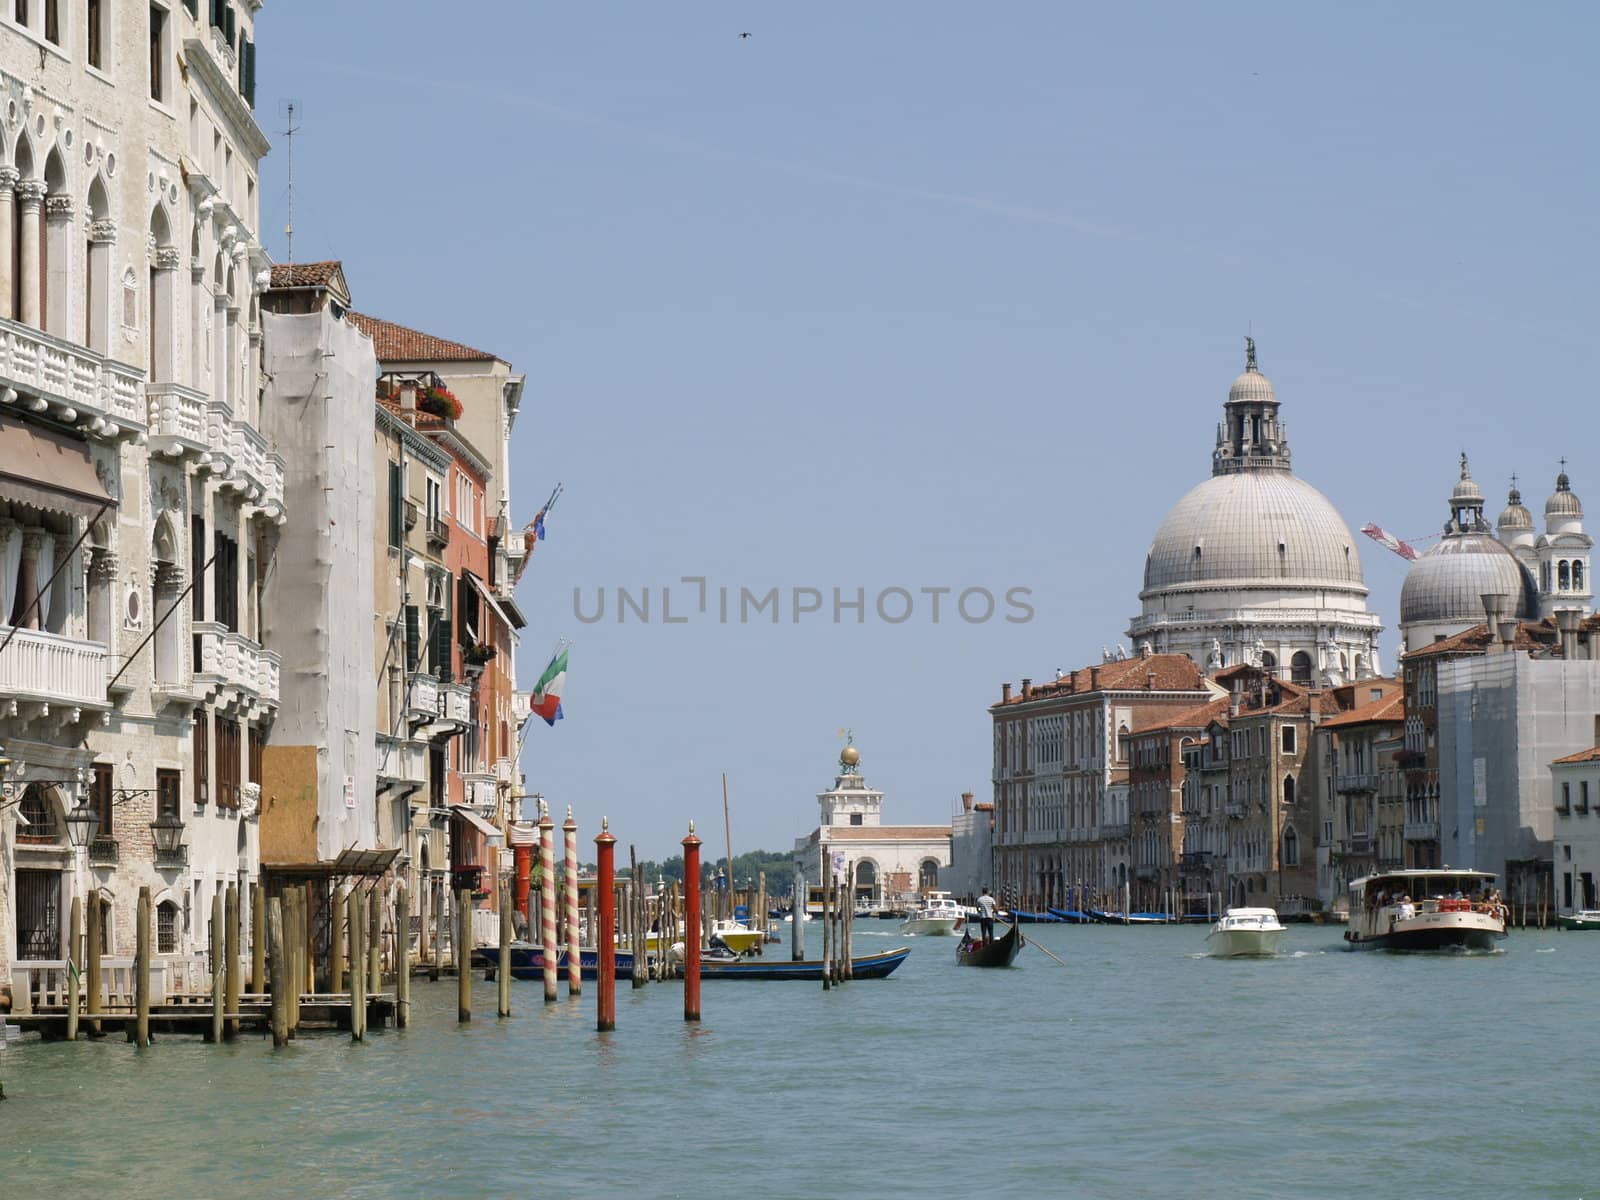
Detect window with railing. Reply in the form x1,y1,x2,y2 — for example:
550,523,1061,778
18,784,60,843
157,900,178,953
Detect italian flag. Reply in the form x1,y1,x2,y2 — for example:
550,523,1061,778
531,645,568,727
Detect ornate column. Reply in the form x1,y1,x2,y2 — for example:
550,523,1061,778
86,218,116,355
15,180,46,329
151,556,185,684
44,194,73,338
87,545,117,646
0,167,19,321
150,246,180,382
225,303,240,422
11,527,45,629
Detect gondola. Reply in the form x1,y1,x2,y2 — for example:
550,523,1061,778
956,921,1023,967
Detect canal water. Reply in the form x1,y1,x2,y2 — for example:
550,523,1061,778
3,922,1597,1199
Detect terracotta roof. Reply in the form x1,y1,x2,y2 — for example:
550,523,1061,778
1552,746,1600,766
1321,691,1408,729
348,311,499,363
270,261,344,288
1131,695,1232,735
823,825,951,840
1403,619,1556,661
997,653,1210,707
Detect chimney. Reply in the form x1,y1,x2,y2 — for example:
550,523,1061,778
1146,671,1156,690
1021,678,1032,701
1481,592,1509,632
1090,666,1101,690
1557,609,1582,660
1229,682,1240,718
1069,670,1078,692
961,792,974,813
399,379,418,424
1496,619,1519,651
1001,682,1011,703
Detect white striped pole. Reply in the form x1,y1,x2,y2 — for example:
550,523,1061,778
539,801,558,1003
564,806,582,996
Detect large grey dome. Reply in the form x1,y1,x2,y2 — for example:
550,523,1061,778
1142,472,1367,596
1399,535,1537,626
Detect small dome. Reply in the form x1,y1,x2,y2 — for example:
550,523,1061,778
1450,455,1483,505
1497,484,1533,531
1400,533,1538,627
1545,471,1584,520
1227,366,1276,404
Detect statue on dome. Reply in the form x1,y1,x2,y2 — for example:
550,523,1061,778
1207,638,1223,671
1245,335,1257,371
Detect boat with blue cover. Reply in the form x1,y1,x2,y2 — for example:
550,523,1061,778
1046,908,1093,924
687,945,911,980
1004,909,1065,924
477,943,636,980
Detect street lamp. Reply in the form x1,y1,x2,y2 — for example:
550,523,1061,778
64,797,100,848
151,811,186,857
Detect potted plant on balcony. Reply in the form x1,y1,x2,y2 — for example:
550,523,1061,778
417,385,462,421
463,641,497,674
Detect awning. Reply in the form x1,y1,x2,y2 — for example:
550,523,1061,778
0,415,116,522
466,570,523,639
451,804,505,846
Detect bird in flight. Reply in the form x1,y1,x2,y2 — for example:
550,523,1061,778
739,31,752,39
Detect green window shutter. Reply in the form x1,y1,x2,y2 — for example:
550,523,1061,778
404,605,420,673
388,461,402,548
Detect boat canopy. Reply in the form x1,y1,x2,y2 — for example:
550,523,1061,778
1221,907,1280,920
1348,868,1496,893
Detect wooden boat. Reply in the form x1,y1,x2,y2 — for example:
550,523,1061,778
477,943,635,980
956,922,1023,967
686,945,911,980
1556,910,1600,931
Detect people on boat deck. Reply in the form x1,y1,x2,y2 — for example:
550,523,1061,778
977,887,998,942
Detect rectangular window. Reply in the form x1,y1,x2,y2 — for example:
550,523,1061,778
149,5,166,103
247,723,263,786
92,761,114,838
192,713,209,807
425,475,441,526
457,572,479,649
86,0,100,67
1281,725,1296,755
428,744,445,809
217,718,241,808
15,2,28,30
214,532,238,631
43,0,56,42
1583,781,1592,813
156,901,177,953
182,0,195,14
404,604,420,673
159,766,182,819
240,37,255,106
387,460,402,548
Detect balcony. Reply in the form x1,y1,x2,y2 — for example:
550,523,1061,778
0,317,145,441
194,623,280,713
461,772,497,809
376,734,427,789
1100,822,1130,840
427,515,451,548
1181,850,1214,867
1343,834,1374,854
441,682,471,725
407,674,440,724
1226,803,1249,819
146,382,209,459
0,625,110,711
404,499,421,531
87,835,120,866
1336,773,1377,794
1403,820,1440,841
154,843,188,870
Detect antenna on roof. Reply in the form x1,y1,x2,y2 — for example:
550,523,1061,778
279,99,301,263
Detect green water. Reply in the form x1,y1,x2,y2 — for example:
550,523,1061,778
3,923,1597,1199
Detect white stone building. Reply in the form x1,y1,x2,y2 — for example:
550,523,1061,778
0,1,275,999
1127,341,1383,685
1551,746,1600,915
793,742,951,907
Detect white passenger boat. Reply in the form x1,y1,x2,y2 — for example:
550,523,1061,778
899,892,964,936
1344,869,1507,952
1205,907,1285,958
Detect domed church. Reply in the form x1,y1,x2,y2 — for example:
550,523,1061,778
1127,341,1383,685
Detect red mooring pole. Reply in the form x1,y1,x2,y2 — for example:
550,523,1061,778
682,821,702,1022
596,817,617,1032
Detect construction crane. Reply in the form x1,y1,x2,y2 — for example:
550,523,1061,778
1360,523,1422,561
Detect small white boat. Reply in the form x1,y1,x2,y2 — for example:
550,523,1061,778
899,892,964,936
1206,907,1285,958
708,919,764,955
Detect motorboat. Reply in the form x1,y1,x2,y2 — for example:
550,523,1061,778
899,892,964,936
1555,910,1600,931
707,919,764,955
1205,907,1285,958
1344,869,1507,951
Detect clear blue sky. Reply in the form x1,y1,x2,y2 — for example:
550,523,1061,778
261,3,1598,859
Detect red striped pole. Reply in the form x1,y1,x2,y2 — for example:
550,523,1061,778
595,817,617,1032
682,821,702,1022
563,806,581,996
539,802,557,1003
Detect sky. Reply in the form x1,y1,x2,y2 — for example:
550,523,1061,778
259,3,1600,860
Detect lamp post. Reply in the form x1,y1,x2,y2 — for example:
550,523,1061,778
151,811,186,867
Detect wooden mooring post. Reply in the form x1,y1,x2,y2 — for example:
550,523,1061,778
792,876,803,961
129,886,151,1047
250,881,266,995
457,888,472,1023
225,883,241,1041
395,883,410,1029
330,884,347,994
349,888,367,1041
539,802,557,1002
821,855,832,991
630,845,646,990
682,822,702,1022
85,890,102,1036
268,896,288,1048
208,892,224,1044
66,895,81,1042
368,884,383,997
498,877,513,1018
595,819,617,1033
563,807,582,996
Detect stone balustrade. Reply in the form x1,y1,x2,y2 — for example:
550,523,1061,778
146,381,209,456
194,621,280,709
442,682,471,724
0,624,109,709
0,317,146,439
376,733,427,787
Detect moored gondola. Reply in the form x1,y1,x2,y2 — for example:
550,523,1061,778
956,920,1023,967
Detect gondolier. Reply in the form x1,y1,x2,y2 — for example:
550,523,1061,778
977,887,998,942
